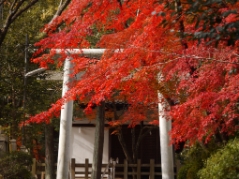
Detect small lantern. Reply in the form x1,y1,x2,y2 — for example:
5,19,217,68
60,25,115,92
0,134,9,155
9,139,17,152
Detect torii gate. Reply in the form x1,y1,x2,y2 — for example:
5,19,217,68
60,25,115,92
25,49,174,179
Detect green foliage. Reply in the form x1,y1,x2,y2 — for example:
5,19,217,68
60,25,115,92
178,137,239,179
177,148,203,179
0,0,62,149
0,151,32,179
177,141,218,179
183,0,239,45
198,138,239,179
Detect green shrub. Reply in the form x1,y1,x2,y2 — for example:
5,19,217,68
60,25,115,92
198,138,239,179
176,141,218,179
0,151,32,179
177,161,202,179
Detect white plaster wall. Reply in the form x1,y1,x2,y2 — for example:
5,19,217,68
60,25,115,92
71,127,109,164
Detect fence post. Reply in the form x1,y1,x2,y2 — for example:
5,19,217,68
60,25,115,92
31,158,37,177
108,158,113,179
41,172,45,179
71,158,75,179
149,159,155,179
85,158,89,179
112,160,117,179
137,159,141,179
123,159,128,179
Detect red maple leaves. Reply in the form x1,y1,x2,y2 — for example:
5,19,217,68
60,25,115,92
29,0,239,145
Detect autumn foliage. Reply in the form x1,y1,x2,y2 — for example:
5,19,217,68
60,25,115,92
29,0,239,145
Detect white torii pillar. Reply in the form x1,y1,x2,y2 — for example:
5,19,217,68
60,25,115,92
158,73,174,179
56,57,73,179
54,49,106,179
158,95,174,179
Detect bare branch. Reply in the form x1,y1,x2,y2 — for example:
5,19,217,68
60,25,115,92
56,0,71,16
12,0,38,21
43,0,71,33
10,0,18,12
0,0,39,47
48,0,71,24
0,0,6,6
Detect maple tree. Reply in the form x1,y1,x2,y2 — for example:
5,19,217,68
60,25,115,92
28,0,239,149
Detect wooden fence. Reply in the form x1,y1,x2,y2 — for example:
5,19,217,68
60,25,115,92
32,158,178,179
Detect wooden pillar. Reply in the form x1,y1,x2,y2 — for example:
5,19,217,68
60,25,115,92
45,124,55,179
137,159,141,179
91,102,105,179
149,159,155,179
71,158,75,179
85,158,89,179
124,159,128,179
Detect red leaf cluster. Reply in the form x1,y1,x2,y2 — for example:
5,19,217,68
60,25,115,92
28,0,239,145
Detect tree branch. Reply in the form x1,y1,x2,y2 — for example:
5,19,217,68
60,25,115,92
12,0,38,21
46,0,71,28
112,102,133,164
174,0,188,49
0,0,6,6
0,0,39,47
56,0,71,16
135,124,156,157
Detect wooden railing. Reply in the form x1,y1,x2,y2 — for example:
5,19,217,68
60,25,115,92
32,158,178,179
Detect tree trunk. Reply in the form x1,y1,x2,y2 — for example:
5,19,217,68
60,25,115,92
45,123,55,179
117,127,133,163
112,102,133,164
91,102,105,179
